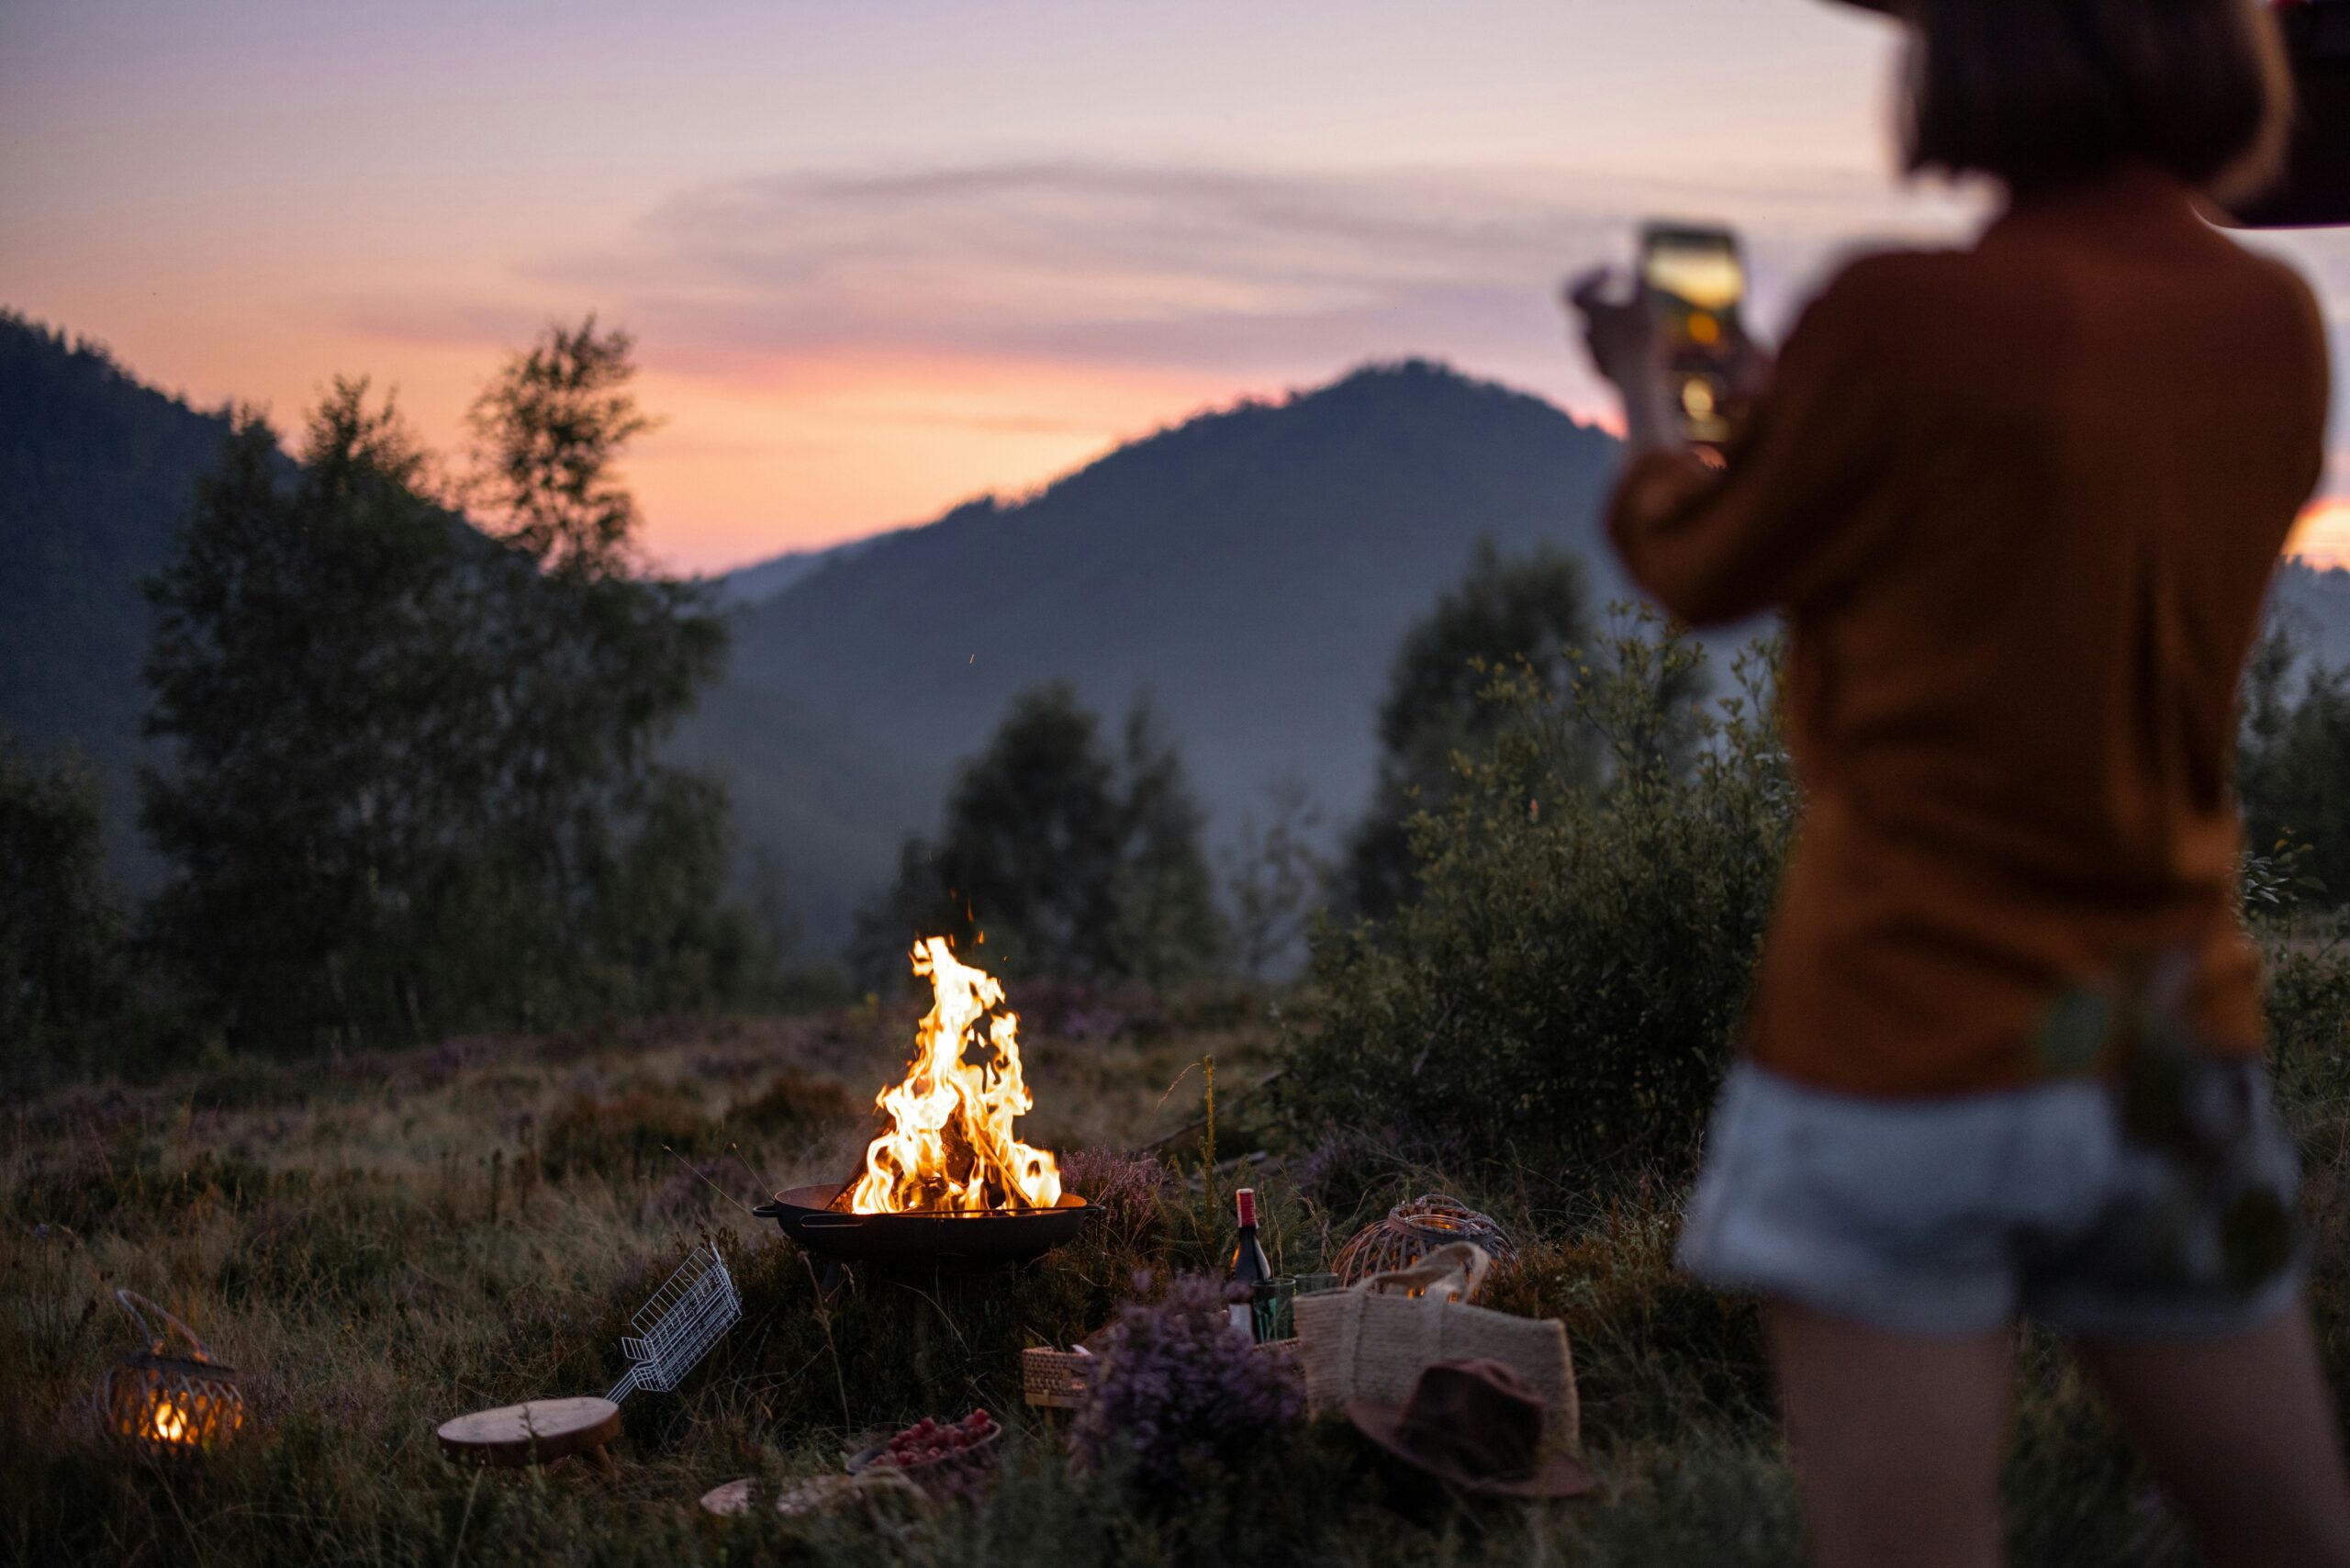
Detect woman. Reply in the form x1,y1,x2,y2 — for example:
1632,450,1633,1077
1572,2,2350,1565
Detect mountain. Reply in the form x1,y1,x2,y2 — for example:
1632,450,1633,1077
0,311,923,945
712,532,901,608
666,677,934,946
15,317,2350,958
0,313,242,889
711,361,1632,941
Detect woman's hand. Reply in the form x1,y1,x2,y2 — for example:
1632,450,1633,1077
1565,266,1774,461
1567,266,1680,458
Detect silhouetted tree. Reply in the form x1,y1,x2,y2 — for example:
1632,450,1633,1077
465,316,655,576
853,685,1225,987
0,732,124,1076
1341,541,1595,919
2241,620,2350,909
1106,696,1229,986
1220,777,1332,980
142,322,750,1052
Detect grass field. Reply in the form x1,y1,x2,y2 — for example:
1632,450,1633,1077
6,977,2349,1566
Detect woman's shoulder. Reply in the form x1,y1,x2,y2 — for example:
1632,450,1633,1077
1777,243,1975,328
1776,245,1976,359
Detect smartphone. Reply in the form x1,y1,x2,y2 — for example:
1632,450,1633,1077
1640,223,1745,447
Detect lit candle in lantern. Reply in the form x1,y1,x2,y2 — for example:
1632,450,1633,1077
101,1291,245,1460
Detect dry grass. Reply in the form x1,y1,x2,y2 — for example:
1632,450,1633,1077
4,980,2345,1566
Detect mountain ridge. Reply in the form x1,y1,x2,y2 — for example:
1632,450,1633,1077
712,359,1631,943
12,310,2350,957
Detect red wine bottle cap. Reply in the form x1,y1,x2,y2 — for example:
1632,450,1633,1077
1236,1188,1257,1226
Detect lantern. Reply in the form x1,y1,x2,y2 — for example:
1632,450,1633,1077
100,1290,244,1459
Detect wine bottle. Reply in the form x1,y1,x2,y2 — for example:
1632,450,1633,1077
1227,1187,1272,1339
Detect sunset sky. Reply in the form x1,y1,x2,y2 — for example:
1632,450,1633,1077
6,0,2350,574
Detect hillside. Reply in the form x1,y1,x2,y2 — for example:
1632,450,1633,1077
0,314,243,889
716,361,1630,940
0,313,923,946
15,316,2350,956
713,531,901,608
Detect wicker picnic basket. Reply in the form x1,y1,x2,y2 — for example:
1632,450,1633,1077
1293,1243,1578,1448
1330,1194,1517,1299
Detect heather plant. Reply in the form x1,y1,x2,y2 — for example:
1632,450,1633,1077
2266,916,2350,1099
6,992,2332,1565
1282,612,1794,1185
0,733,128,1082
1060,1146,1172,1256
1069,1271,1305,1495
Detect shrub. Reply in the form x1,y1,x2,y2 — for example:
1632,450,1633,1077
0,736,126,1081
1281,614,1793,1185
2266,921,2350,1098
2240,621,2350,912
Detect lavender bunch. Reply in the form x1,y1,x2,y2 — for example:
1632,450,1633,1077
1069,1272,1304,1492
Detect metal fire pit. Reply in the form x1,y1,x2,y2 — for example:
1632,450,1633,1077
753,1183,1090,1271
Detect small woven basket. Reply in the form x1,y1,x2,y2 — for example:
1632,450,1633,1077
1021,1347,1095,1410
100,1291,245,1461
1331,1194,1517,1301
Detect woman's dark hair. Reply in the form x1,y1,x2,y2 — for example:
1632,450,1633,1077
1903,0,2292,202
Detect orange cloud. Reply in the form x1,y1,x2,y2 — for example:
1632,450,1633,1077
624,348,1255,573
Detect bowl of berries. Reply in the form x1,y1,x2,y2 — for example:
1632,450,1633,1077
849,1409,1002,1499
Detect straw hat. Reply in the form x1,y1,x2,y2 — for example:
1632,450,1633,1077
1344,1360,1595,1500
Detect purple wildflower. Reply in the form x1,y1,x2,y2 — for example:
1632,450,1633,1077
1068,1273,1304,1492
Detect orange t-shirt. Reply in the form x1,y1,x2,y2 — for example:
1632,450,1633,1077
1607,168,2330,1097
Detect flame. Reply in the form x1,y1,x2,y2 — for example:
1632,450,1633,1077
846,937,1062,1214
147,1394,190,1444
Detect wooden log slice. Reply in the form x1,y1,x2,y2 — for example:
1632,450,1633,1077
437,1396,621,1469
699,1471,924,1518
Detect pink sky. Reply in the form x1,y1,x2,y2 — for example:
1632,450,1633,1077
6,0,2350,575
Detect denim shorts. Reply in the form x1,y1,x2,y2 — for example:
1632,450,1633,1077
1677,1059,2306,1339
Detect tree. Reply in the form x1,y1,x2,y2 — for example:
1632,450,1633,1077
142,322,751,1053
1340,540,1595,919
2240,620,2350,910
143,386,476,1049
464,316,655,575
1105,697,1229,986
457,319,738,1026
1283,618,1794,1182
1220,778,1333,981
852,685,1226,987
0,733,124,1077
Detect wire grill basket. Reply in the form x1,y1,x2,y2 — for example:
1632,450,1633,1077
606,1245,740,1404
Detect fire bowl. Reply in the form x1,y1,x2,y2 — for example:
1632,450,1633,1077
753,1183,1091,1271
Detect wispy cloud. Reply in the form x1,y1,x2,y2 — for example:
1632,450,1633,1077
352,160,1982,399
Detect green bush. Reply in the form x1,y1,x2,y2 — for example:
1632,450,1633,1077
1281,614,1793,1184
2241,621,2350,911
0,736,126,1081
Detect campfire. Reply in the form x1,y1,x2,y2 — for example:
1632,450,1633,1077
845,937,1062,1214
753,937,1089,1268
